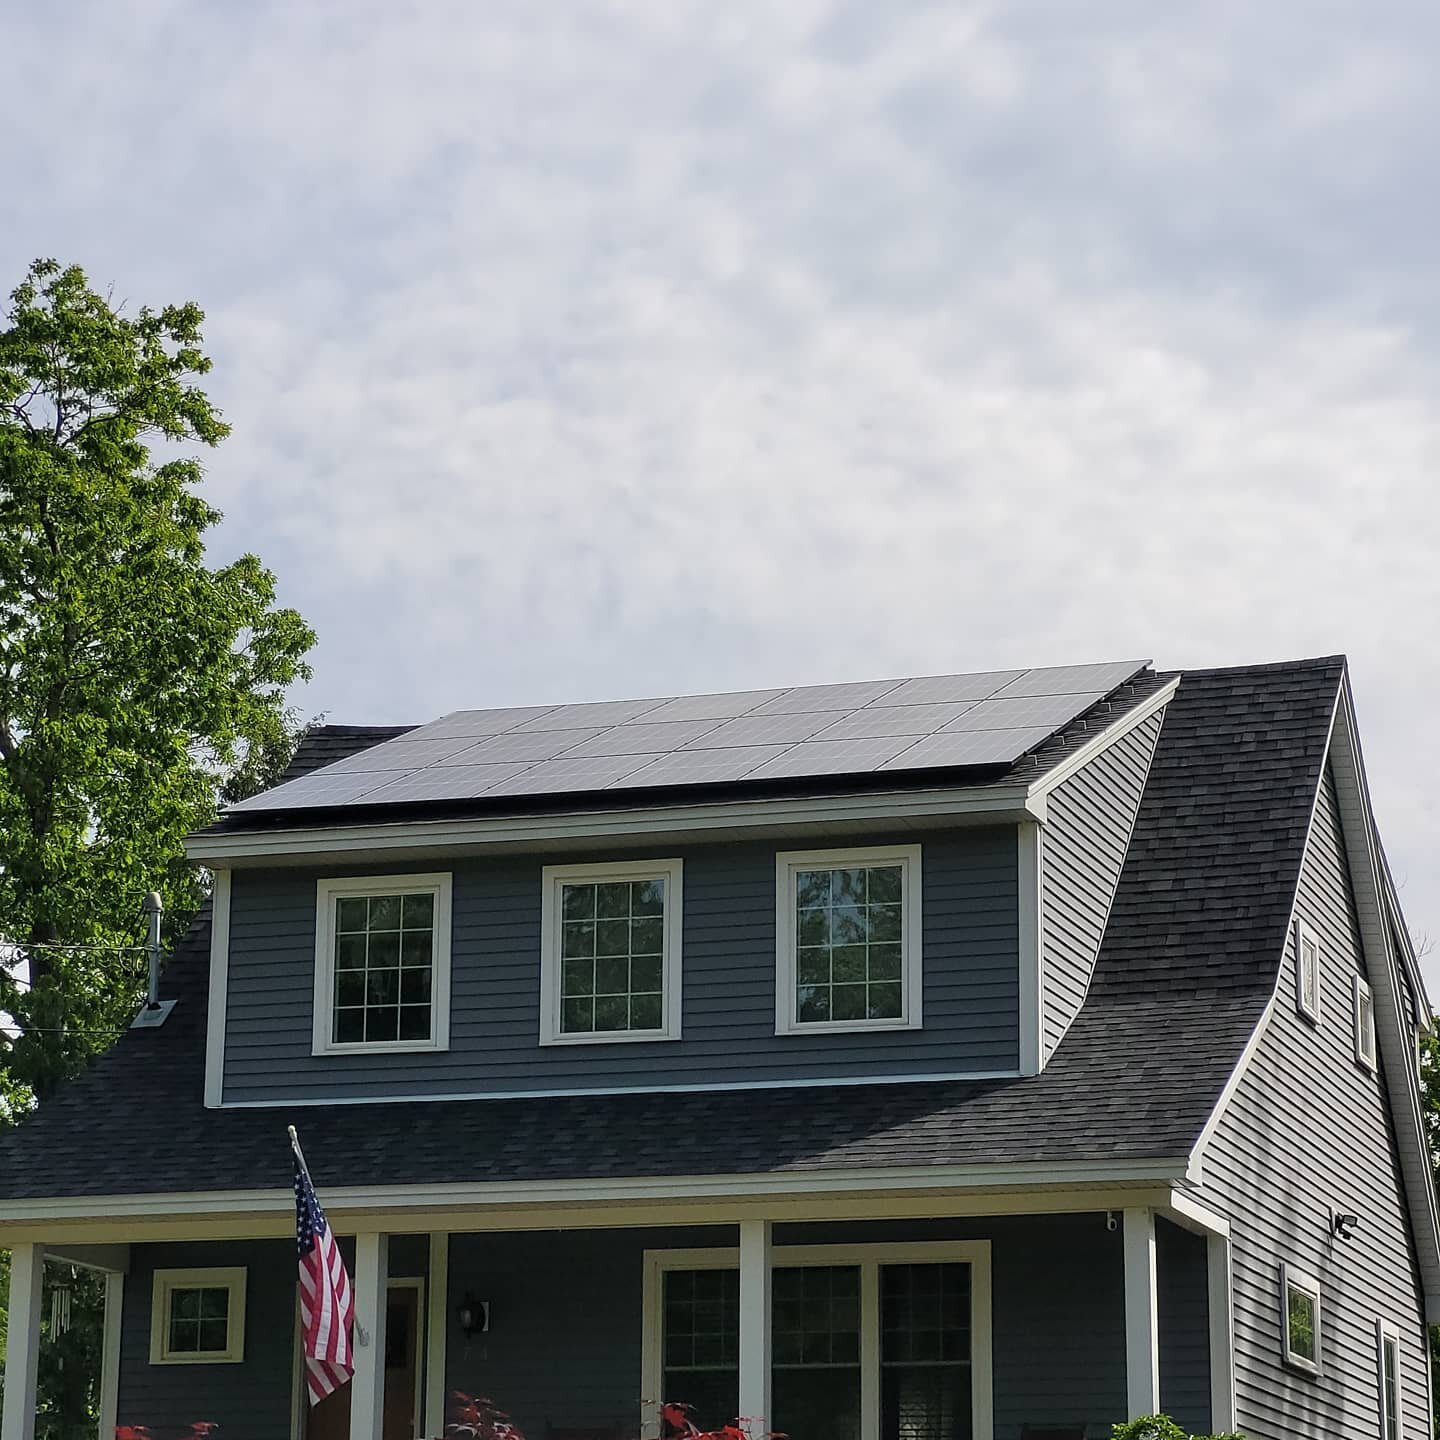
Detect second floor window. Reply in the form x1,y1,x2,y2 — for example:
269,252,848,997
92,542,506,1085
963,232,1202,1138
313,873,452,1054
775,845,922,1034
539,859,684,1044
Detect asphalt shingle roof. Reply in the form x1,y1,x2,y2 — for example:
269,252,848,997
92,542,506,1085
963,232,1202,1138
0,658,1344,1200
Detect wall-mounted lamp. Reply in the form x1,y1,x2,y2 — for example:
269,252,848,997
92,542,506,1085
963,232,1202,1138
456,1293,491,1337
1330,1209,1360,1241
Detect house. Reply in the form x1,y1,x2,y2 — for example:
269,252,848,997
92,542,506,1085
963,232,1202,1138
0,655,1435,1440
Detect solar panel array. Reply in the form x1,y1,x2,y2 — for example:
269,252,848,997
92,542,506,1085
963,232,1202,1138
229,659,1148,813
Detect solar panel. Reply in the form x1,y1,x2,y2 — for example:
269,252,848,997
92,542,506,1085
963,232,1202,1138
225,658,1149,813
881,727,1059,769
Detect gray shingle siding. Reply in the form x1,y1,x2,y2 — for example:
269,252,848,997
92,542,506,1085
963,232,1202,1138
1198,763,1431,1439
222,827,1020,1103
1041,709,1165,1058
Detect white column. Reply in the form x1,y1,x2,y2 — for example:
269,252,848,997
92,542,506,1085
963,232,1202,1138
1207,1233,1236,1432
1123,1208,1160,1418
97,1271,124,1440
424,1232,450,1439
1,1244,45,1440
350,1233,390,1440
738,1221,773,1435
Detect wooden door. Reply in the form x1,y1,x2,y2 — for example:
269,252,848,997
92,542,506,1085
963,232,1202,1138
303,1285,423,1440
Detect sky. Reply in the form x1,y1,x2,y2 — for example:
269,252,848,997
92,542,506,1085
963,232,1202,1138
5,1,1440,985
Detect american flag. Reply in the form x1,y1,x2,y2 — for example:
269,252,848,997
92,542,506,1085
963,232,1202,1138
292,1129,355,1404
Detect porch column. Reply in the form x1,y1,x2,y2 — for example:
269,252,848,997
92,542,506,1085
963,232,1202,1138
1,1244,45,1440
350,1232,390,1440
98,1271,125,1440
1207,1233,1236,1431
738,1220,773,1435
1123,1208,1160,1418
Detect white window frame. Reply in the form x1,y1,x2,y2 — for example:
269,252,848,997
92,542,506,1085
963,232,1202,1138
1295,917,1323,1025
1377,1319,1403,1440
1280,1263,1322,1375
641,1239,993,1440
149,1266,247,1365
312,872,453,1056
774,844,923,1036
1355,975,1378,1072
539,857,684,1046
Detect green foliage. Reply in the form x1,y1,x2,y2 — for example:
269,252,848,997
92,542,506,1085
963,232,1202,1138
1111,1418,1244,1440
0,258,315,1103
1421,1027,1440,1432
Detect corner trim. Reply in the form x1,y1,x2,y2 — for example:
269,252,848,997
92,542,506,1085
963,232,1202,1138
203,871,231,1110
1016,822,1043,1076
98,1271,123,1440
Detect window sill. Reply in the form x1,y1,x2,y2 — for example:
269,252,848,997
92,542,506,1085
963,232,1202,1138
540,1027,682,1047
776,1016,922,1037
313,1038,449,1057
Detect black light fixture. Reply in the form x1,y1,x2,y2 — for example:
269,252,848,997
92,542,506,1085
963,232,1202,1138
1331,1208,1360,1241
456,1293,490,1336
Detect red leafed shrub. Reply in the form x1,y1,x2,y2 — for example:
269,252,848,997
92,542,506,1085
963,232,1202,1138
440,1393,527,1440
116,1428,217,1439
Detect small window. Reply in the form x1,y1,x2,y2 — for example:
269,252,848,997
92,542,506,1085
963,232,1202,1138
1281,1264,1321,1374
775,845,922,1034
313,874,452,1054
1355,976,1377,1071
150,1267,246,1364
539,859,683,1044
1295,918,1322,1024
1378,1321,1402,1440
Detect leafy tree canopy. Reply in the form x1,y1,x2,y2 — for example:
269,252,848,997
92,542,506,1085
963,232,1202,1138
0,258,315,1103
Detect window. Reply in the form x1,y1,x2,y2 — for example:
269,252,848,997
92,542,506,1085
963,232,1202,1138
775,846,922,1034
1295,918,1322,1024
539,859,683,1044
1281,1265,1321,1374
1378,1322,1402,1440
149,1267,246,1364
645,1243,987,1440
1355,976,1377,1071
313,873,452,1054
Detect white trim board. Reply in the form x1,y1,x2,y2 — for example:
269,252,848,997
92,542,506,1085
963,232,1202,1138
187,786,1040,866
203,869,231,1110
213,1065,1023,1108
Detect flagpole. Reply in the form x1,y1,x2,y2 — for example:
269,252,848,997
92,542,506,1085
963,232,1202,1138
288,1123,312,1179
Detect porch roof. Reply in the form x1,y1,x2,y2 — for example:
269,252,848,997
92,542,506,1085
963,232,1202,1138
0,657,1343,1203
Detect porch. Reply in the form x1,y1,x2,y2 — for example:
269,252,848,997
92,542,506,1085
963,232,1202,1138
0,1188,1234,1440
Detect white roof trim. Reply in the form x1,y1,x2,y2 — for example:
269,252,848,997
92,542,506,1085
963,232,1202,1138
185,785,1041,866
0,1156,1192,1226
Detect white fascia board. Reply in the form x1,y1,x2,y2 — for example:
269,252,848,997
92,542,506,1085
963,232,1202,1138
0,1156,1192,1226
1025,676,1180,803
185,786,1040,867
1327,681,1440,1308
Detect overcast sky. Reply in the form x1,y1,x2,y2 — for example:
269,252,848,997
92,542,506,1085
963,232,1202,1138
6,2,1440,987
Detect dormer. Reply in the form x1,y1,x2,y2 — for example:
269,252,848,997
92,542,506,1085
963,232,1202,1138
186,660,1175,1108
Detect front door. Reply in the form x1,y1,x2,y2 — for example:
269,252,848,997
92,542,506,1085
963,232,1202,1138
305,1283,424,1440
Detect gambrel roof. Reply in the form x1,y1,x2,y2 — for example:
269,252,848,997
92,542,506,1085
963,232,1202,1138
3,655,1405,1208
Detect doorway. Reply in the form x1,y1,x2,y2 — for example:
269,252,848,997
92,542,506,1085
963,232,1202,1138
303,1278,425,1440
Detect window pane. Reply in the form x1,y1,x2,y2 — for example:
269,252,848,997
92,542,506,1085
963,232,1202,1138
198,1317,230,1353
199,1288,229,1321
773,1267,862,1440
882,1265,972,1440
552,871,669,1033
399,1005,431,1041
172,1287,201,1321
774,1369,861,1440
1383,1336,1399,1440
365,1006,400,1043
1287,1284,1317,1363
792,862,907,1026
334,1008,365,1043
336,898,368,932
402,892,434,929
368,895,402,931
663,1269,739,1432
368,931,400,968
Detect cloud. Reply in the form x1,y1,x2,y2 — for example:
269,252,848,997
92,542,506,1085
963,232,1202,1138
5,0,1440,982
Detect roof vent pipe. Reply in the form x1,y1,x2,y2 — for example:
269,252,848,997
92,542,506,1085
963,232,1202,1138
131,891,175,1030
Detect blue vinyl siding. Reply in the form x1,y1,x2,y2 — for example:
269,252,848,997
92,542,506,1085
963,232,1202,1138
1041,711,1164,1059
1198,764,1432,1438
1157,1217,1210,1434
115,1240,296,1440
222,827,1020,1103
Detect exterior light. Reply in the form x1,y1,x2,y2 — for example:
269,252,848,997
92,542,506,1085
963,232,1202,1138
456,1293,490,1336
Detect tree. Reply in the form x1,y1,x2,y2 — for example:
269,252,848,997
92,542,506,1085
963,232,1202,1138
0,258,315,1106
